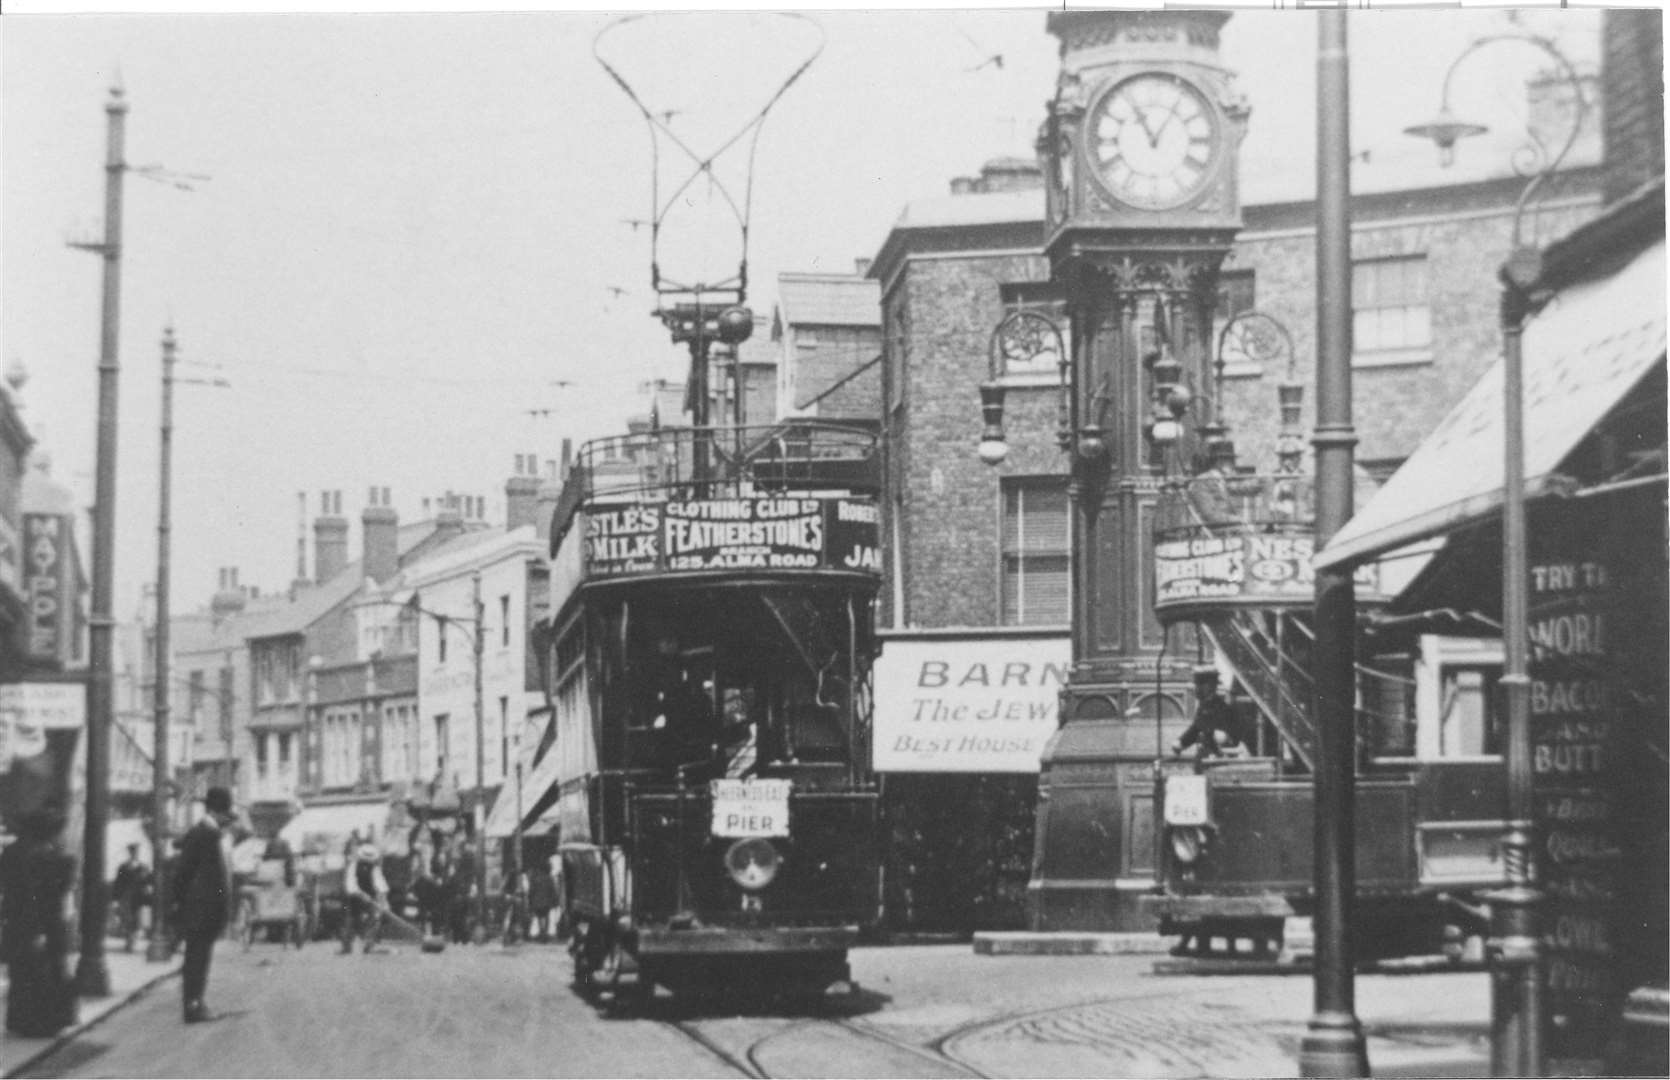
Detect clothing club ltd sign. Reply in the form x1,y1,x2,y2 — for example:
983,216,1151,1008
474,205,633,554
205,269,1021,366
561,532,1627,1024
1154,530,1381,617
873,633,1068,773
581,496,880,579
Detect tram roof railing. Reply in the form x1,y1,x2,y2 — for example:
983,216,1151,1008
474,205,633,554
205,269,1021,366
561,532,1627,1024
550,419,880,546
1154,470,1316,540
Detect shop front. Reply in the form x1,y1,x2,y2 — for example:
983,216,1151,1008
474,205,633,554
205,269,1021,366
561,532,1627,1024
872,628,1068,935
1318,204,1665,1075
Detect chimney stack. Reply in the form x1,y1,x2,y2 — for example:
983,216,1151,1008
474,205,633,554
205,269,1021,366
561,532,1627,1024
363,486,399,584
292,491,310,593
507,456,540,532
314,489,349,583
210,566,246,621
854,257,873,277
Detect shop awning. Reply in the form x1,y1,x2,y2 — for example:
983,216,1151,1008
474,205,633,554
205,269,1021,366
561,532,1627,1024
485,740,565,839
278,798,396,856
1317,238,1666,571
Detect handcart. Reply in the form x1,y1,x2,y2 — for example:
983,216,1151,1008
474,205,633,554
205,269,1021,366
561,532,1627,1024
237,858,307,950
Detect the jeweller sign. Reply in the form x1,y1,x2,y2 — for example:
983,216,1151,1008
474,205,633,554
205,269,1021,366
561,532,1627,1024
873,633,1068,773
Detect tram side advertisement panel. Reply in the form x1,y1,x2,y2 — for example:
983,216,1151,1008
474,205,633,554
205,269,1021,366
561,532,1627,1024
581,496,879,578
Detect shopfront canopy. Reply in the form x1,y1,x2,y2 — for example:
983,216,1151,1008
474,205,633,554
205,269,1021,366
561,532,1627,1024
278,798,397,857
1316,238,1666,571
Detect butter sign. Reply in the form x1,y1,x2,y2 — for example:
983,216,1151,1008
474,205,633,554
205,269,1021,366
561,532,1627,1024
710,778,791,838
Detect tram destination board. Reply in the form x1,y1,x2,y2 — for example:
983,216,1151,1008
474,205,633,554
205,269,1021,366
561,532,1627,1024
581,495,880,579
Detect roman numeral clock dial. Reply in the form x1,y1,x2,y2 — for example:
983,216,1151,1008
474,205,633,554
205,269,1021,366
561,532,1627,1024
1088,72,1221,211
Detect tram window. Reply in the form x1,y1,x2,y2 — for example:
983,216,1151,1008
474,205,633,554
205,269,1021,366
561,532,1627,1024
1439,669,1502,756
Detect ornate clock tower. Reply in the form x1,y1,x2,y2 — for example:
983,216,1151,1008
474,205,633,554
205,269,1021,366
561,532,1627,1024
1028,9,1250,930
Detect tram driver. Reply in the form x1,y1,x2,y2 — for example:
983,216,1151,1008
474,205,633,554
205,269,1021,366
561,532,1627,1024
1171,666,1249,760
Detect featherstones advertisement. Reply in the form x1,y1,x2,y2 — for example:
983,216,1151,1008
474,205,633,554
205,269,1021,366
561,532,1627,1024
581,496,880,578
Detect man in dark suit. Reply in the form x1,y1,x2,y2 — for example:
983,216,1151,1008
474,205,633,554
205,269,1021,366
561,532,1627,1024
171,786,236,1023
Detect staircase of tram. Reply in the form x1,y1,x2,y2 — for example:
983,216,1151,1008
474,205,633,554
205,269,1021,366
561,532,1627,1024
1199,610,1320,771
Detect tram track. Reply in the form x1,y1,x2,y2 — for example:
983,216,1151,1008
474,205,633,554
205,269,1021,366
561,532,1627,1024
661,1004,987,1079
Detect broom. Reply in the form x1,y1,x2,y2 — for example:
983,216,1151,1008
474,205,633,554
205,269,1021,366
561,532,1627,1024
376,901,447,953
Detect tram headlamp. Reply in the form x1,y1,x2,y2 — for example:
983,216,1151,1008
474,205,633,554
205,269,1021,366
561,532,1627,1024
724,837,782,891
1170,826,1208,865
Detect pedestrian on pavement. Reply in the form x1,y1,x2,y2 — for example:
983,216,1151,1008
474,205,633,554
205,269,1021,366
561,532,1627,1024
526,858,557,942
112,842,154,952
0,804,78,1038
1171,667,1248,761
172,786,238,1024
340,844,390,954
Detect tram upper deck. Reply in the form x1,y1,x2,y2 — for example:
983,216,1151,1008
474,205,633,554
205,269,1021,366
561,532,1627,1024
549,421,882,594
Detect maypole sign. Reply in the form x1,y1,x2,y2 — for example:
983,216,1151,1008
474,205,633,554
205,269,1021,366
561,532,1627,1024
582,496,880,579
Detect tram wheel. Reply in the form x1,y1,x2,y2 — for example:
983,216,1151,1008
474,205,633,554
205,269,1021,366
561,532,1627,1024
598,941,650,1014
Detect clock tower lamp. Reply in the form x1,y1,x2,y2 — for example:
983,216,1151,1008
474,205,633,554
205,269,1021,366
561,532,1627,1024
1028,9,1249,931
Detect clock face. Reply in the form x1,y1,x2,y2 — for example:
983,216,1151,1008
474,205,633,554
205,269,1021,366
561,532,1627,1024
1087,73,1220,211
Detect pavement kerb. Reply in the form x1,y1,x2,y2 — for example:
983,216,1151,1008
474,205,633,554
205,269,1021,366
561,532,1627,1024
971,931,1171,956
2,963,180,1079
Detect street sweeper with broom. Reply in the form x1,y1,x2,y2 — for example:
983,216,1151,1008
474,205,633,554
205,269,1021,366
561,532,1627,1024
340,844,390,955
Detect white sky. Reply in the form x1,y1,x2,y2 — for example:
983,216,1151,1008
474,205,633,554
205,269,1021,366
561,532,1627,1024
0,3,1614,613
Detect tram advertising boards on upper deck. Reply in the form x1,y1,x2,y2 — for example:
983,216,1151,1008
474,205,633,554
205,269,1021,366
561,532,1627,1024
1153,530,1383,619
580,495,880,580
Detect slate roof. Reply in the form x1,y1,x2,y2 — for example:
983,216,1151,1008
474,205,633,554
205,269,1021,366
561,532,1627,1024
239,517,473,641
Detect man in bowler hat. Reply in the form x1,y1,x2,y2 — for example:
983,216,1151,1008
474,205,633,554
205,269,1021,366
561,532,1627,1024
172,786,236,1023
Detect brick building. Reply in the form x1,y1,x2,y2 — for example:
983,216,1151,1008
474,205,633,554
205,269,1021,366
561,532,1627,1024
863,23,1613,932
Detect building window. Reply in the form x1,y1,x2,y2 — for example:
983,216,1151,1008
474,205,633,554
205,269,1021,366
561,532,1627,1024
796,328,819,348
500,595,511,648
218,666,234,743
434,713,450,777
1001,479,1071,626
997,283,1067,380
499,695,510,780
1353,255,1432,364
1213,270,1264,377
437,617,448,663
187,671,205,730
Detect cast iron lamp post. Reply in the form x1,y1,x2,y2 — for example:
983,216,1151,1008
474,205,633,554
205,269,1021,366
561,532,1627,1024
1404,31,1588,1080
1301,11,1368,1076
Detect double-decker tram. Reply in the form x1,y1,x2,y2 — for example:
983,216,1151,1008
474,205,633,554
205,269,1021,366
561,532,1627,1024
1143,469,1507,964
537,420,883,1005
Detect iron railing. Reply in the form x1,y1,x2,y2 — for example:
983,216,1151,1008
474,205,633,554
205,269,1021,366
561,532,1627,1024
552,421,880,544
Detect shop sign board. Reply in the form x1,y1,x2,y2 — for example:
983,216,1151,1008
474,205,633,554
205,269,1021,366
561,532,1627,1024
1528,525,1623,1075
873,634,1068,773
1154,529,1381,618
581,496,880,579
24,513,72,661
